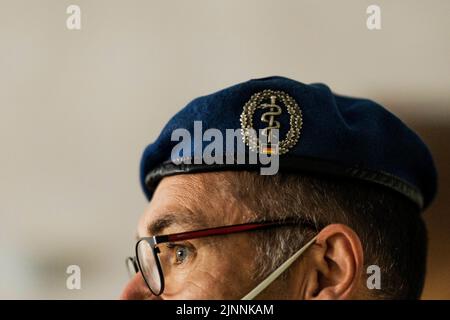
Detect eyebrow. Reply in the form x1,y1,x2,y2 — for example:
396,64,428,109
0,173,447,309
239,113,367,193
145,211,207,237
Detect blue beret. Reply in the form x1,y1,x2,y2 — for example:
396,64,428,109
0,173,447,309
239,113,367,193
140,76,437,211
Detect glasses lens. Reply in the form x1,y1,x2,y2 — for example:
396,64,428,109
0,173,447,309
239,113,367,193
136,239,162,294
156,241,195,295
125,257,138,279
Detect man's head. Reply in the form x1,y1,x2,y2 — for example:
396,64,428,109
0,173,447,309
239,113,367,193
126,76,436,300
121,170,427,300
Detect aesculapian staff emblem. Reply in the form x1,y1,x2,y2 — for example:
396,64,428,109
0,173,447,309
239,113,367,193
240,90,303,155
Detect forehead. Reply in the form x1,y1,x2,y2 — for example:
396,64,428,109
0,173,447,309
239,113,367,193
137,172,252,236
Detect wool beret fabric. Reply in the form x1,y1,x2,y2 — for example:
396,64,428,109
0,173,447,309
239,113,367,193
140,76,437,211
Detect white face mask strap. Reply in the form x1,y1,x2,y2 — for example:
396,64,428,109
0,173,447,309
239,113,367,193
241,234,318,300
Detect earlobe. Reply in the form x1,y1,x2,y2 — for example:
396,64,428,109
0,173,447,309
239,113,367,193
307,224,364,300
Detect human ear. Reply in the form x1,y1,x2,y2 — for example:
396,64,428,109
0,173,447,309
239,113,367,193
304,224,364,300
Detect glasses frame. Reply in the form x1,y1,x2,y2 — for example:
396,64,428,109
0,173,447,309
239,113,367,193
128,218,318,296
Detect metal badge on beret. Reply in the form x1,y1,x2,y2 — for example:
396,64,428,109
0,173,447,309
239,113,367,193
240,90,303,155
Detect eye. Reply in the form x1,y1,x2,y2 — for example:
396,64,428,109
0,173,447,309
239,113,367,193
166,243,194,265
175,246,189,264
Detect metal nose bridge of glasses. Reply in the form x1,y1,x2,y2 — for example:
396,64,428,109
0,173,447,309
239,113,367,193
126,218,319,297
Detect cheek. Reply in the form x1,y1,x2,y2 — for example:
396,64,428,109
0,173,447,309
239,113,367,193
181,264,242,299
165,252,236,299
188,242,257,299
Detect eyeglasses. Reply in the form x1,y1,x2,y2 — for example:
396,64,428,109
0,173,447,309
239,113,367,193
126,218,318,296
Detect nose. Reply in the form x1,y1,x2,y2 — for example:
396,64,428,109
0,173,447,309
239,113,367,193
120,272,161,300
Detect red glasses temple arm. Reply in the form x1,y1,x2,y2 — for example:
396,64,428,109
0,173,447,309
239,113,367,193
154,220,314,244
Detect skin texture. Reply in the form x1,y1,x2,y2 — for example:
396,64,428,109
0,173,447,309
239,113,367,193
120,172,366,300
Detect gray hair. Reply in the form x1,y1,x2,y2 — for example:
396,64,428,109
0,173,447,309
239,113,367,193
222,170,426,299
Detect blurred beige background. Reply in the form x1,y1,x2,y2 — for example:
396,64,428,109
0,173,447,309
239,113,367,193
0,0,449,299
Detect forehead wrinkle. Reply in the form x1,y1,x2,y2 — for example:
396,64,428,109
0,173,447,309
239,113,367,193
146,210,208,236
144,172,249,238
160,174,217,221
182,172,257,226
141,174,209,235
